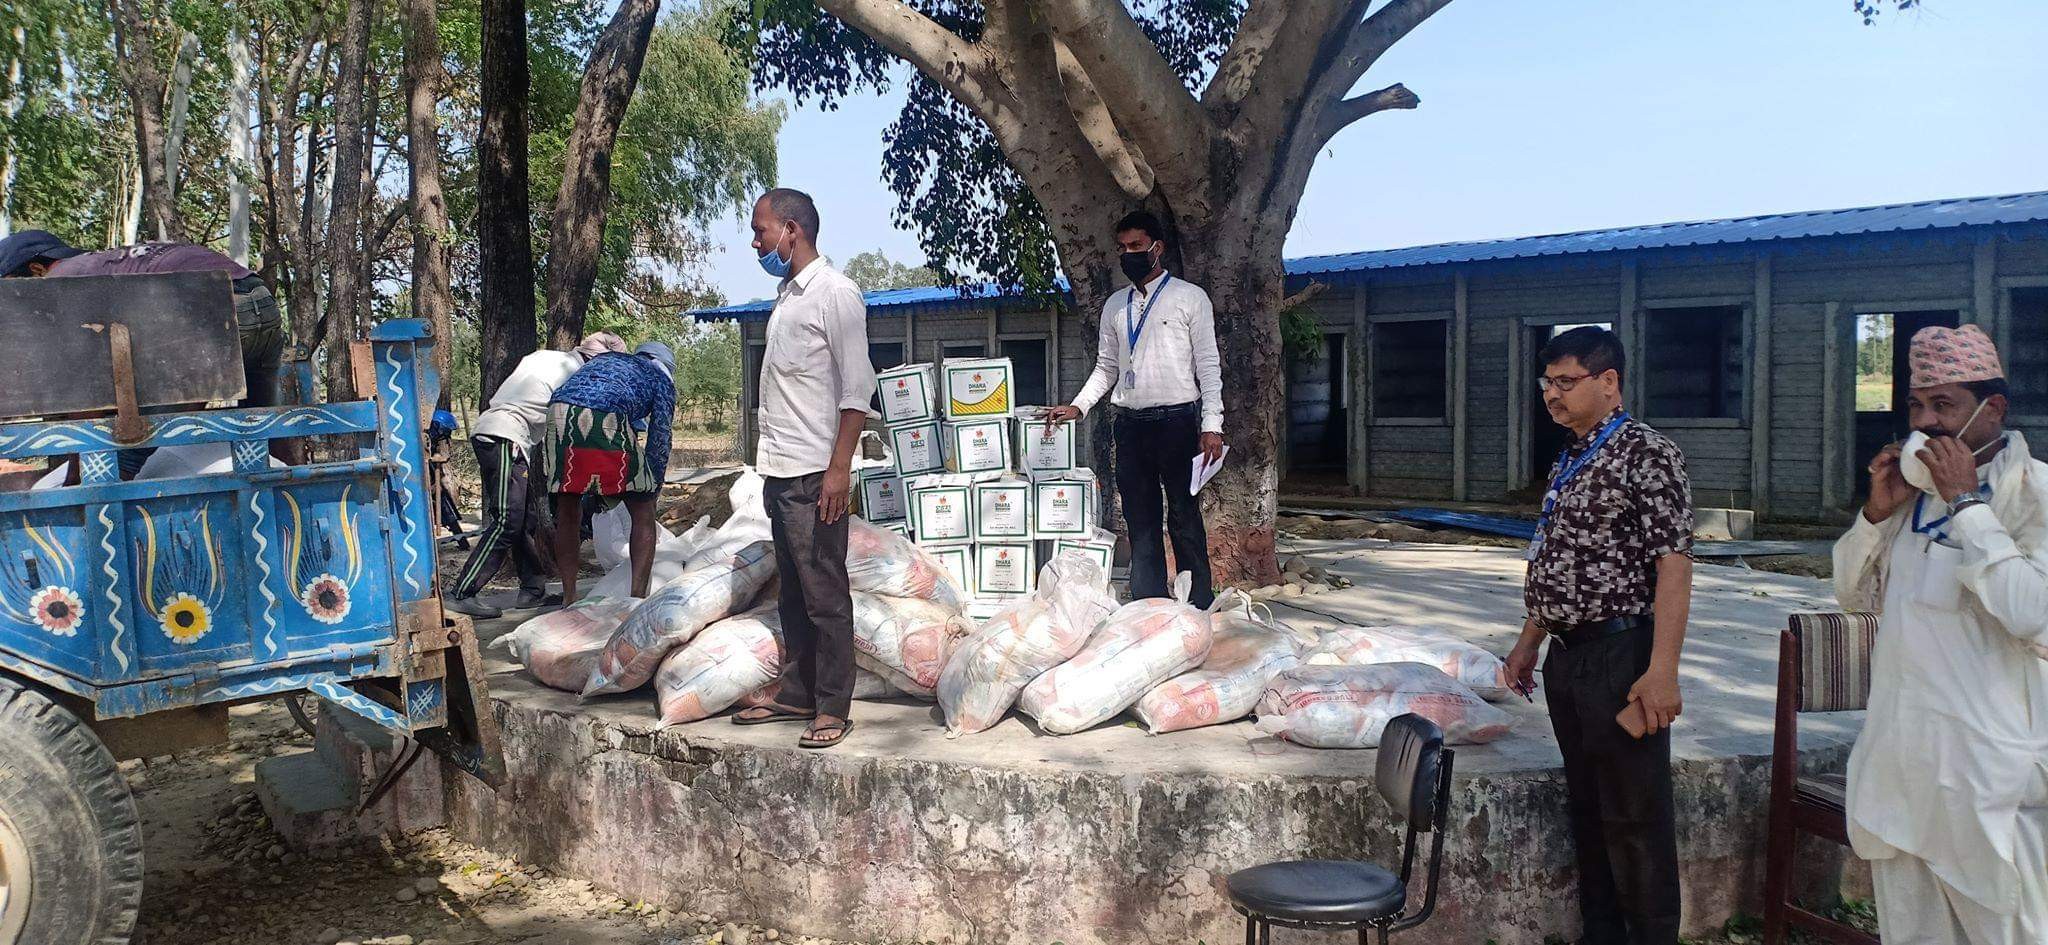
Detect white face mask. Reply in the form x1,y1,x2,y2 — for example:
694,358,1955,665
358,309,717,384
1896,398,1997,496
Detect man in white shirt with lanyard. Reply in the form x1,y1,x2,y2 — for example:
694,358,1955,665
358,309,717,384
1833,324,2048,945
729,188,876,751
1046,211,1224,608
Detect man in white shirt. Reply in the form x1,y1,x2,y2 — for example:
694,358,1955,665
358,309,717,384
1833,324,2048,945
730,188,875,750
445,332,626,618
1046,211,1224,608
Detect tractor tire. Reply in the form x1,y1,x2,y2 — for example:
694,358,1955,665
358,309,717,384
0,676,142,945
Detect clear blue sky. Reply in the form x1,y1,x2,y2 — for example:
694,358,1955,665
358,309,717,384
702,0,2047,305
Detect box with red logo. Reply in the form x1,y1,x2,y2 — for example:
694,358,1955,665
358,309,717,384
941,418,1012,474
906,475,973,545
941,357,1015,420
925,543,973,594
1029,469,1097,539
971,476,1032,541
972,540,1037,596
875,362,937,424
888,419,945,476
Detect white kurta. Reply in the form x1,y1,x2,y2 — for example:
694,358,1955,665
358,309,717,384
1833,432,2048,943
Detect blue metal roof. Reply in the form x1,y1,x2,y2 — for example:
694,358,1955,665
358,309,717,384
691,191,2048,319
1286,190,2048,277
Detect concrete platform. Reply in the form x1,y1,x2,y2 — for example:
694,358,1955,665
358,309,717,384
434,540,1864,945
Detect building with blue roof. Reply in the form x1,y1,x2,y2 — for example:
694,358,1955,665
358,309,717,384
695,191,2048,523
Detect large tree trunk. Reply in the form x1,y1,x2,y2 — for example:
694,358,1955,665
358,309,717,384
543,0,662,351
163,31,198,200
107,0,182,242
227,27,254,264
1,26,21,237
406,0,455,409
478,0,537,401
324,0,373,404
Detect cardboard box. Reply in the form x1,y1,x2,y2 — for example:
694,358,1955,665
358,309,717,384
942,357,1015,420
888,420,945,476
942,418,1012,474
972,477,1032,541
964,599,1008,622
876,362,938,425
858,472,906,522
1052,529,1118,575
1029,469,1097,539
908,480,973,544
973,541,1037,596
878,519,911,538
925,543,974,596
1015,411,1077,472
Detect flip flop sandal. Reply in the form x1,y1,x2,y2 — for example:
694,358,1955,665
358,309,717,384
732,704,816,726
798,719,854,749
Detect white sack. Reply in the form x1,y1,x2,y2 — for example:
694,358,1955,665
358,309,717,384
584,515,714,601
845,516,969,610
686,468,770,567
1253,662,1513,749
1133,602,1300,734
653,607,783,726
938,551,1117,736
493,596,641,693
1302,625,1515,701
738,666,904,709
583,540,775,696
1017,574,1214,734
852,592,974,698
593,504,681,572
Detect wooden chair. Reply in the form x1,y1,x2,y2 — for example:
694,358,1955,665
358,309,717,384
1225,714,1454,945
1762,611,1881,945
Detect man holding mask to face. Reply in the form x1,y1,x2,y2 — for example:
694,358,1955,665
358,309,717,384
1044,210,1223,608
1834,324,2048,945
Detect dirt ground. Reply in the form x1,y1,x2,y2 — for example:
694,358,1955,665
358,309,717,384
1276,512,1839,580
126,703,858,945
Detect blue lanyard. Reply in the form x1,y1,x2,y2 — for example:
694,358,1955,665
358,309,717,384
1912,482,1993,546
1124,273,1171,356
1538,412,1631,526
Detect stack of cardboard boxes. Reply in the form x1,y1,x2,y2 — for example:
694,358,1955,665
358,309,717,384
858,357,1118,619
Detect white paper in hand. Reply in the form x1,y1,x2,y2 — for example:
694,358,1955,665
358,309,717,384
1190,445,1229,496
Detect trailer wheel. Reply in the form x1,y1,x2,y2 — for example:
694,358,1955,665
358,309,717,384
0,677,142,945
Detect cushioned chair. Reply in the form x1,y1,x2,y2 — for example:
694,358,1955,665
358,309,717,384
1762,611,1880,945
1225,713,1454,945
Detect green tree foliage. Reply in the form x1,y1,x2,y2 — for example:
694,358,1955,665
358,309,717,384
675,320,742,430
841,248,940,291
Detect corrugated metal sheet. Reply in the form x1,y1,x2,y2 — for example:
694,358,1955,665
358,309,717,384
691,191,2048,320
1286,191,2048,277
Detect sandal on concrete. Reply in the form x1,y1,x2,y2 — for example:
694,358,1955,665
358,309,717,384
798,718,853,749
732,703,816,725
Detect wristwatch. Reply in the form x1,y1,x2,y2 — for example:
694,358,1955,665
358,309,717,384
1949,493,1989,516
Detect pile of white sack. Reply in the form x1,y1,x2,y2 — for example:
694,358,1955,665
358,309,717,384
496,473,1521,747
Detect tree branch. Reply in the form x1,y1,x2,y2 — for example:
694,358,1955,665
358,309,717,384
1203,0,1354,117
1279,281,1329,313
1323,0,1455,105
1039,0,1213,198
1316,82,1419,143
1047,35,1153,202
814,0,1008,122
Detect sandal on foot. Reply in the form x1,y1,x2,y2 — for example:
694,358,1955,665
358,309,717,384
798,718,853,749
732,703,816,725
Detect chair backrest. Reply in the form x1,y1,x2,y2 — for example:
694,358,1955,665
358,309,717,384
1376,713,1446,826
1786,612,1880,713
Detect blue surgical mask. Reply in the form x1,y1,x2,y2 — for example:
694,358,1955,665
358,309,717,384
758,230,792,278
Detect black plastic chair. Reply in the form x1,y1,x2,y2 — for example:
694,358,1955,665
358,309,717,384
1225,713,1455,945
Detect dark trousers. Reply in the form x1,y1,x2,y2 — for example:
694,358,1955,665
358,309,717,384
763,472,855,718
1544,625,1680,945
1113,404,1215,608
449,435,546,600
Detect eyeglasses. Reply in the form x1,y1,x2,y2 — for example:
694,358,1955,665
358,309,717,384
1538,373,1598,393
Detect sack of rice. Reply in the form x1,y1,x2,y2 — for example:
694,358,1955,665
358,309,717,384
845,516,968,610
585,516,714,600
653,607,784,727
1301,625,1515,701
583,540,776,697
852,592,975,698
493,596,641,693
685,470,771,567
1132,601,1301,734
1017,573,1214,734
938,552,1119,736
1253,662,1513,748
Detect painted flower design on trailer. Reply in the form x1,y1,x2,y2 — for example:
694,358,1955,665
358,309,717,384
301,573,352,625
28,585,84,637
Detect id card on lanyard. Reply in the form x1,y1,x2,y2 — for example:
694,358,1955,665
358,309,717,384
1123,274,1171,389
1527,411,1631,562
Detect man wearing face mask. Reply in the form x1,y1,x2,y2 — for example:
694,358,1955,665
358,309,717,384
729,188,875,751
1834,324,2048,945
1044,211,1224,608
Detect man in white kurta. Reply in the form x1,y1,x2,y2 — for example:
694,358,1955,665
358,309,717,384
1833,324,2048,945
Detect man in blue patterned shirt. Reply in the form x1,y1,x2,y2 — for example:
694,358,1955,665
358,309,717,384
545,341,676,602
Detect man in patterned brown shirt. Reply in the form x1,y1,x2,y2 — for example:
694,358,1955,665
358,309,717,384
1503,326,1695,945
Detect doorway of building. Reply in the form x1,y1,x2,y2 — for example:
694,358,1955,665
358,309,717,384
1524,322,1614,491
1285,331,1349,475
1852,309,1959,500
